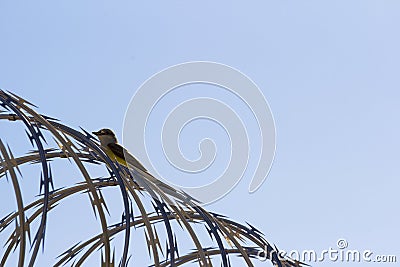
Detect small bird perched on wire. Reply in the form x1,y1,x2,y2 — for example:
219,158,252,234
93,128,185,202
92,128,147,173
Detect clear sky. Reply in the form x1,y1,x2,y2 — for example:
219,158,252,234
1,1,399,266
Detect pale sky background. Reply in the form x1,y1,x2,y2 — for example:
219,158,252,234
1,1,399,266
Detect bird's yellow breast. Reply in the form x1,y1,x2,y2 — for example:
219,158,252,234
103,147,127,166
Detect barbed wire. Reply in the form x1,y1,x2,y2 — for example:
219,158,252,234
0,90,305,267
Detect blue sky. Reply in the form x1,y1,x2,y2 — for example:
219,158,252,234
1,1,400,266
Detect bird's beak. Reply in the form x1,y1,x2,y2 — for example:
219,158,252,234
92,130,101,136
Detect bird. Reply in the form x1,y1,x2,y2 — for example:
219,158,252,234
92,128,147,173
92,128,186,202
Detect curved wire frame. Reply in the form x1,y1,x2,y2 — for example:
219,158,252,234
0,90,305,267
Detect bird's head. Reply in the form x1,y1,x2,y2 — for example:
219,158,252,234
92,128,118,146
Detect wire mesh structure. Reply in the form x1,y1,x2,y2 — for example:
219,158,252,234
0,90,305,267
